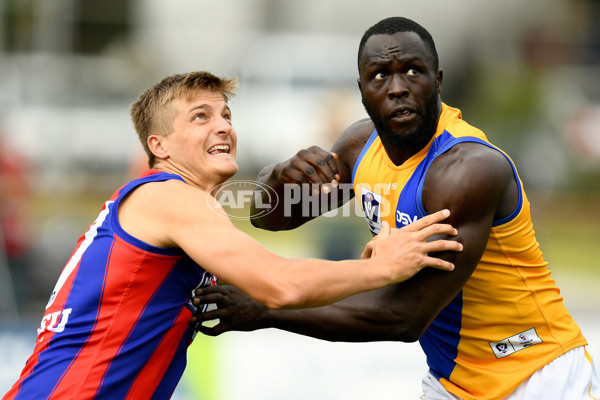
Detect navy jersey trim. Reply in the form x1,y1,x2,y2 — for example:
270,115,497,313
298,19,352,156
110,172,187,256
415,136,523,227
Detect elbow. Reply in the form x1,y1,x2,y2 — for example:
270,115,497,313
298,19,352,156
250,215,272,230
258,283,305,310
383,318,430,343
262,292,303,310
394,328,422,343
250,212,287,232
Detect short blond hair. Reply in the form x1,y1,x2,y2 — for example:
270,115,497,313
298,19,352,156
130,71,238,167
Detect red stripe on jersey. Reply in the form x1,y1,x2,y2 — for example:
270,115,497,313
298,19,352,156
125,308,190,399
48,235,182,399
4,255,83,398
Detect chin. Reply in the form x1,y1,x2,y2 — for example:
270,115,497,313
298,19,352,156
223,164,239,180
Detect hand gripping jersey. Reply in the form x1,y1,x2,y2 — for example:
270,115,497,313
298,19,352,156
4,170,216,400
352,104,587,400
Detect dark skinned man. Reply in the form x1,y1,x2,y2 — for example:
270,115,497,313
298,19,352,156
191,17,598,400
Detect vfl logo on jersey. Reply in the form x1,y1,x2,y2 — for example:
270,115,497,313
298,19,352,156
38,308,73,335
490,327,542,358
361,187,382,235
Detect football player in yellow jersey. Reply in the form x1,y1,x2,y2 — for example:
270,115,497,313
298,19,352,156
191,17,599,399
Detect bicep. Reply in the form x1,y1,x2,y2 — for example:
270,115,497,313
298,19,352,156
422,143,513,268
161,187,286,291
395,145,514,329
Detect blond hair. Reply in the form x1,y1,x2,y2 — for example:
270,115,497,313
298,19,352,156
130,71,238,167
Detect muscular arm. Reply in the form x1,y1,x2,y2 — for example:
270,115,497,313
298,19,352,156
118,178,460,310
195,142,519,342
250,119,373,230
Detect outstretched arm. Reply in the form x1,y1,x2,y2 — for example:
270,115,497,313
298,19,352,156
120,179,461,310
192,143,519,341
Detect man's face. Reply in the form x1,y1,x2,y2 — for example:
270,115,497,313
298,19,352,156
162,89,238,188
358,31,442,150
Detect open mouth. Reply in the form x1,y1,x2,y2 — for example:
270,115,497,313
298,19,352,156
389,107,416,123
207,144,230,155
390,107,414,118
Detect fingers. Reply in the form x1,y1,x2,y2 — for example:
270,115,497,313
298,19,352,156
193,307,223,323
412,223,458,241
420,256,456,272
365,221,391,258
377,220,391,238
192,292,222,307
404,209,451,232
197,323,223,337
422,238,463,254
361,240,374,259
190,287,224,326
280,147,340,187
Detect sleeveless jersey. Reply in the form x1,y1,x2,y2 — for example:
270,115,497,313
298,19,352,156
352,104,587,400
4,170,216,400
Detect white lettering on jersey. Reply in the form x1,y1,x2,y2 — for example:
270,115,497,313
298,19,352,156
38,308,73,335
46,201,114,309
396,211,417,226
490,327,542,358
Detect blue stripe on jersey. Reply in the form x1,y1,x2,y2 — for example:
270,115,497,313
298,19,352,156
414,136,523,227
150,328,195,400
412,135,525,380
352,129,379,183
16,214,116,399
94,254,202,398
421,290,464,379
394,132,454,228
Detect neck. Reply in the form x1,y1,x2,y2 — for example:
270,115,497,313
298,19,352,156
153,162,222,192
380,133,432,166
382,100,442,166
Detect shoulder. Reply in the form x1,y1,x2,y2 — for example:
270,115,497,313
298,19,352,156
423,142,514,215
332,118,374,153
118,179,229,248
130,178,205,204
139,179,228,221
331,118,375,181
432,142,511,180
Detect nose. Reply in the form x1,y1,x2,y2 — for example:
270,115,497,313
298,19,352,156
215,115,233,135
388,74,408,98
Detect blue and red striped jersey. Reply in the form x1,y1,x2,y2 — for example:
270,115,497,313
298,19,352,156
4,170,216,400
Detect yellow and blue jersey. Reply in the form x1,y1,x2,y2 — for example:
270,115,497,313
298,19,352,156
352,104,587,400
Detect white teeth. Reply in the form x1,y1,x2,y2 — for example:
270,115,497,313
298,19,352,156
208,144,230,154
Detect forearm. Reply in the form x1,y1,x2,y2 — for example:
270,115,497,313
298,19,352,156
250,163,302,230
259,294,413,342
250,162,342,231
271,257,393,309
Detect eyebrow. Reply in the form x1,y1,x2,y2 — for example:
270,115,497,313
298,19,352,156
367,54,424,66
187,104,231,115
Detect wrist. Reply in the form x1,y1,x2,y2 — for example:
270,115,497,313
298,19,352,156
364,257,395,287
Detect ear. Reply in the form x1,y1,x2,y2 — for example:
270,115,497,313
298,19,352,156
436,69,443,95
357,77,362,93
147,134,170,161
